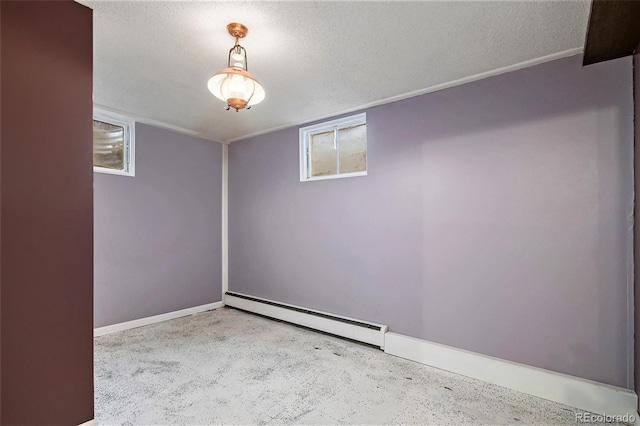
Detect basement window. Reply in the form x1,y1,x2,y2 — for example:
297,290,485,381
299,113,367,182
93,109,135,177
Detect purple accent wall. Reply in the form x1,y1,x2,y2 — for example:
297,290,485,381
1,1,94,422
229,55,634,388
94,123,222,327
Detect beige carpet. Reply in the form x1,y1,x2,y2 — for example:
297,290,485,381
95,307,611,425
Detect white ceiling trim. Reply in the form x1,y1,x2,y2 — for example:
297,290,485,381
84,1,590,143
226,47,584,144
93,103,227,145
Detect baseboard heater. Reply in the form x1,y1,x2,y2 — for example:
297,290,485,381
224,292,388,349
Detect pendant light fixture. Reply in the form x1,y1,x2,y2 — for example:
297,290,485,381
207,23,265,112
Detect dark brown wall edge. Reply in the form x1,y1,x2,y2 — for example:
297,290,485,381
583,0,640,65
1,1,94,423
0,0,3,418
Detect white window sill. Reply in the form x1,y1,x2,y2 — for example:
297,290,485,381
93,167,135,177
300,171,367,183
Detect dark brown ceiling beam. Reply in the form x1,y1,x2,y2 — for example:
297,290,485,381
583,0,640,66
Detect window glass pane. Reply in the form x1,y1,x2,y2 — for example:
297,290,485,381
310,130,337,177
93,120,125,171
300,113,366,182
338,123,366,174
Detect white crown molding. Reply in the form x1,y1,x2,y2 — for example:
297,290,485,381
226,47,584,143
96,49,583,145
92,104,227,145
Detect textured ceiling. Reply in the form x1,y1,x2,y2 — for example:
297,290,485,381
77,1,591,143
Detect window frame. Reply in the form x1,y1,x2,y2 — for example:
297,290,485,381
93,108,136,177
299,113,367,182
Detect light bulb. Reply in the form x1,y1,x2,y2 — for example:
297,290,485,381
229,74,245,98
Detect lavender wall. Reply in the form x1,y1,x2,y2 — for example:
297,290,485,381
229,55,634,388
94,123,222,327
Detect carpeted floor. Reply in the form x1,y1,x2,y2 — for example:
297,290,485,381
95,307,609,425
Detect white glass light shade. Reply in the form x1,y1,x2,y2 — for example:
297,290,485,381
207,67,265,111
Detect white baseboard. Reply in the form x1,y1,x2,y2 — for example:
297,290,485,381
94,301,224,337
385,332,637,418
78,419,97,426
224,292,387,348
